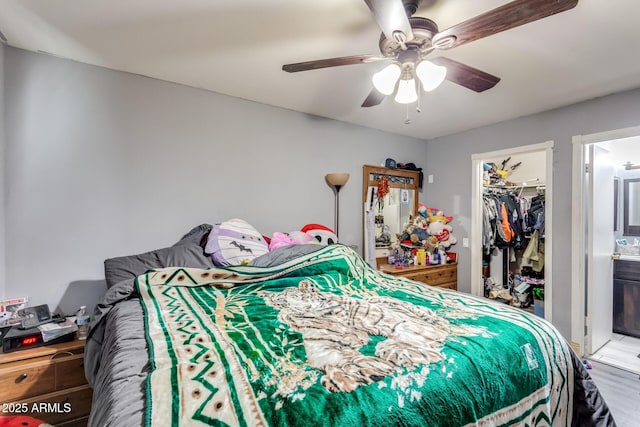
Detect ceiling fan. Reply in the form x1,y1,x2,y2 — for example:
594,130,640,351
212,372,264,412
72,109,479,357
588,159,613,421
282,0,579,108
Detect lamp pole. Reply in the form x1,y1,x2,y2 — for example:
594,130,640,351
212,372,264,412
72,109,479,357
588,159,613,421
334,184,343,238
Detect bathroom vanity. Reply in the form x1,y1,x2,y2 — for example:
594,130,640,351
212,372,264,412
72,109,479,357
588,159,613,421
613,258,640,338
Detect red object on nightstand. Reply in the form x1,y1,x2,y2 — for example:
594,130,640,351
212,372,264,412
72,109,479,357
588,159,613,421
0,415,52,427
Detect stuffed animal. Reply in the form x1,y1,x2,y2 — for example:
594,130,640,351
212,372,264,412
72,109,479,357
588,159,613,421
417,203,428,218
427,220,457,248
269,231,315,251
397,215,431,247
205,218,269,266
301,224,338,245
413,215,429,231
425,207,453,224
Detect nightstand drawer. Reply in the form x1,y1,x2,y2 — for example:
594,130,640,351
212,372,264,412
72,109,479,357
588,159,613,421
0,360,56,401
0,339,91,424
55,353,87,389
13,384,93,425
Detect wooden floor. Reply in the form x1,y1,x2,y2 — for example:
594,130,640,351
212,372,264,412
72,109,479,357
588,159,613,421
586,360,640,427
591,334,640,374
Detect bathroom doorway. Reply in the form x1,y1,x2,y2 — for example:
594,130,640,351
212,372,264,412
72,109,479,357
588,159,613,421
572,126,640,374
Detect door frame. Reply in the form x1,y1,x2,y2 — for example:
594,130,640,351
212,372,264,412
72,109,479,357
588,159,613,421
471,141,554,323
571,125,640,356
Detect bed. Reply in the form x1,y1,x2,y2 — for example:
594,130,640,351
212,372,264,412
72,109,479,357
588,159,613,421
85,225,615,426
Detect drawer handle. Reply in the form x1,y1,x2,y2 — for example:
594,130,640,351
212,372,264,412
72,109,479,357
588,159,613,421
15,373,28,383
51,351,74,360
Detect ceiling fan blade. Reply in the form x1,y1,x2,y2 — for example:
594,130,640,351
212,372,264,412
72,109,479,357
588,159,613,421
364,0,414,42
431,57,500,92
432,0,578,50
361,88,386,107
283,54,386,73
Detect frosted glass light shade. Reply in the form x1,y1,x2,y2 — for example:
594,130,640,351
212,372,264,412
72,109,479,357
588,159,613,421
416,60,447,92
326,173,350,187
394,78,418,104
372,64,401,95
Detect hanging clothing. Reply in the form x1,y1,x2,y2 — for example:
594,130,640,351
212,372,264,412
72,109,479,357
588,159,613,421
500,202,515,244
525,194,545,239
482,198,497,253
482,191,527,251
523,230,540,261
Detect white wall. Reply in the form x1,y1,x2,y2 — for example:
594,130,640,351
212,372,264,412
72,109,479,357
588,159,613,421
425,87,640,339
483,151,546,186
4,47,428,315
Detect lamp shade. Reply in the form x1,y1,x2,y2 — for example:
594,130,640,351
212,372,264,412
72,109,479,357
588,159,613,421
372,64,401,95
415,60,447,92
326,173,350,188
394,78,418,104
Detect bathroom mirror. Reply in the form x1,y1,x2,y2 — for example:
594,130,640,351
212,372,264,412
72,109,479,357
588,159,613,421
362,165,419,267
624,178,640,235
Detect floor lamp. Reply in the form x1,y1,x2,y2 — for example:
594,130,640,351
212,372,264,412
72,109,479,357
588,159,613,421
325,173,350,239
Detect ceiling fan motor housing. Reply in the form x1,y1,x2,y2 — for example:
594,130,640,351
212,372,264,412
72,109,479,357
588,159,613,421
379,17,439,57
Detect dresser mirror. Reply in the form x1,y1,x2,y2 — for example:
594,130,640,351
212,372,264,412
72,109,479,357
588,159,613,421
362,165,419,267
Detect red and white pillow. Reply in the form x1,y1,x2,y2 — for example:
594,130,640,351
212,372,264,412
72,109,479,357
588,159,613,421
301,224,338,245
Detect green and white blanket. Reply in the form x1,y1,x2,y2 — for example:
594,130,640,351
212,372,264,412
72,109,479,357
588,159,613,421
137,245,573,427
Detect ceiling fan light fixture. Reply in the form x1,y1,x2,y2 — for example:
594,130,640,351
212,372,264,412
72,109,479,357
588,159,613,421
372,63,401,95
394,78,418,104
416,60,447,92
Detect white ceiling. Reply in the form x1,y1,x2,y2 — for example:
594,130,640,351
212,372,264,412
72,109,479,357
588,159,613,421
1,0,640,140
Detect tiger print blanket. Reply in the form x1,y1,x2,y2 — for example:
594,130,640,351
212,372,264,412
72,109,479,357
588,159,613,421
137,244,573,427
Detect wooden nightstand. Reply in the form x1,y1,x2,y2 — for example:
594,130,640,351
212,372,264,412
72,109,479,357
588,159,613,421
380,262,458,290
0,339,92,426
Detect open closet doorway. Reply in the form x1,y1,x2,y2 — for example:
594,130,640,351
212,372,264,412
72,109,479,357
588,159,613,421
572,126,640,374
471,142,554,323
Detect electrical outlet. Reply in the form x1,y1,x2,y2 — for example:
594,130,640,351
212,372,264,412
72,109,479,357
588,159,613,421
462,238,469,247
428,174,434,184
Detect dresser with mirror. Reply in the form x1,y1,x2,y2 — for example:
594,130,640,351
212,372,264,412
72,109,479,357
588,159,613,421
362,164,457,290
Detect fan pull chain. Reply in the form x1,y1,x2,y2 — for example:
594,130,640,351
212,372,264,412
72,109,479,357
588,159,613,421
416,79,422,113
404,103,411,124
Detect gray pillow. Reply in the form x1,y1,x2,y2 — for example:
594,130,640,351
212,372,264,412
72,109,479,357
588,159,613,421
104,224,214,288
174,224,213,248
249,244,323,267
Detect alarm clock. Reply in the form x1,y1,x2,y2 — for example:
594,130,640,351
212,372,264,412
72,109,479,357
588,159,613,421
17,304,53,329
2,325,75,353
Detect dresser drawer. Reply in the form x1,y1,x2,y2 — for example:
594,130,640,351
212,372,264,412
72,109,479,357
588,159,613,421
0,359,56,402
433,281,457,290
381,263,458,290
423,265,457,286
404,266,456,286
13,384,93,425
